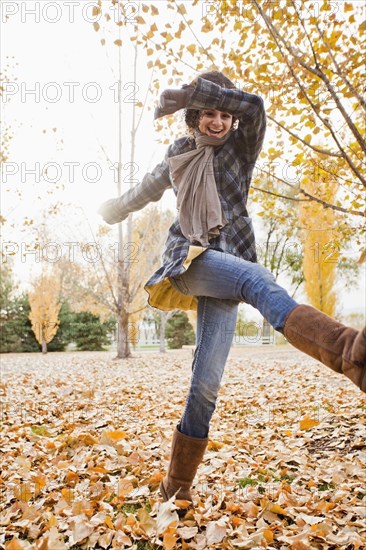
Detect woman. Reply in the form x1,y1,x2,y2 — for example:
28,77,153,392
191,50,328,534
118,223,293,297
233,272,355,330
99,71,365,508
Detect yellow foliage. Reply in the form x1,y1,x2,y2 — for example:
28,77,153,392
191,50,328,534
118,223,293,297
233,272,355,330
299,175,339,317
187,44,196,55
28,274,61,348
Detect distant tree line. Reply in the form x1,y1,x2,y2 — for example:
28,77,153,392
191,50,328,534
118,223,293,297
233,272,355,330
0,262,196,353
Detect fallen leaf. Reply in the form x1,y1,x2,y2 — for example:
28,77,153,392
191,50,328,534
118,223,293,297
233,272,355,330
206,518,227,545
299,415,320,430
156,498,179,536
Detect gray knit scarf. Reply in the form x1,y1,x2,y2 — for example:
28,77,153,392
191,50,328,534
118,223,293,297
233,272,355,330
168,131,231,246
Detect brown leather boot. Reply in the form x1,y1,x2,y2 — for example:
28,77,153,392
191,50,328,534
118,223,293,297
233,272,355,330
284,305,366,393
160,426,208,503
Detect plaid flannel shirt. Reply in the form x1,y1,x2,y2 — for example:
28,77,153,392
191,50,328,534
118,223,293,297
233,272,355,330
114,77,266,311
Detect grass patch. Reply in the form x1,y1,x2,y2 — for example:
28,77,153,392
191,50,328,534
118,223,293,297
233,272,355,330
31,425,51,436
136,543,156,550
121,502,141,515
318,483,336,491
237,477,259,488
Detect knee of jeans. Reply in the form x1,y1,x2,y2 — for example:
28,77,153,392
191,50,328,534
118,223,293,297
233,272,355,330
240,268,275,300
191,381,219,406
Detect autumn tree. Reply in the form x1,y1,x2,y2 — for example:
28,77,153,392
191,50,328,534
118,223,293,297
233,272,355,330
55,206,174,356
257,184,305,297
202,0,364,241
28,274,61,354
299,175,339,316
126,0,364,249
90,2,179,357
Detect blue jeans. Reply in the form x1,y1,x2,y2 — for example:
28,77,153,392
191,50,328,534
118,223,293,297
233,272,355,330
169,249,298,438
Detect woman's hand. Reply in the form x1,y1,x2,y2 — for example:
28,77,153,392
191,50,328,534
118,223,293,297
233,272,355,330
98,198,128,225
154,84,195,120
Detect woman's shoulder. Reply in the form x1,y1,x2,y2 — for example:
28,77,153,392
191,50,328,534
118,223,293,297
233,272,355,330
168,135,196,157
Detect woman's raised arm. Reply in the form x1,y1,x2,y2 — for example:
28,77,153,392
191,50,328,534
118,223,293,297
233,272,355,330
98,146,173,225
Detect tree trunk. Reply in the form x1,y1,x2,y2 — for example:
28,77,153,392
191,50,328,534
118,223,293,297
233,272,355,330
116,310,132,359
159,311,167,353
262,318,272,345
41,339,47,354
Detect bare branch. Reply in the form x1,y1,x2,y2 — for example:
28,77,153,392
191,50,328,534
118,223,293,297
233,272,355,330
255,169,366,217
173,0,218,69
267,115,342,157
311,6,366,111
252,185,307,202
251,1,366,186
253,0,366,154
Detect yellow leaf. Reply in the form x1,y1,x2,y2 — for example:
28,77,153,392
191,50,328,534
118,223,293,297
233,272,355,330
163,532,178,550
33,475,46,496
299,416,320,430
136,16,146,24
89,466,107,474
178,3,186,15
264,529,274,542
344,2,353,11
126,514,137,525
14,482,32,502
65,471,79,485
5,538,26,550
151,5,159,15
187,44,196,55
207,440,224,451
93,22,100,32
105,430,128,442
147,471,164,488
162,32,173,43
175,498,191,509
114,39,122,47
232,515,245,527
61,488,74,504
269,503,288,515
80,433,98,445
105,516,114,529
201,20,213,32
48,513,57,528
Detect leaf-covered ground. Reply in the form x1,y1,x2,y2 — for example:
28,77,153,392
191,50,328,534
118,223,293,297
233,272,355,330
1,347,365,549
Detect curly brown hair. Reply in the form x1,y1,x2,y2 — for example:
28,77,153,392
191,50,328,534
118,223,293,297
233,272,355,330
184,70,238,134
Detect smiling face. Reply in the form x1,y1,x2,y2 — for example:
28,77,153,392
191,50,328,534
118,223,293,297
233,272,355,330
198,109,233,138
